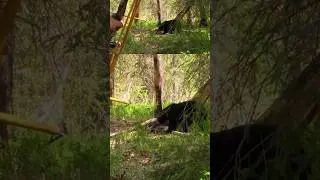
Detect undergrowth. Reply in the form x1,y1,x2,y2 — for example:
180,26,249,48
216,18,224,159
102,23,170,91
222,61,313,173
0,132,109,180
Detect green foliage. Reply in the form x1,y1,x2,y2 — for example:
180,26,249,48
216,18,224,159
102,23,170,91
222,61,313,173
111,101,175,120
111,103,154,121
0,133,109,180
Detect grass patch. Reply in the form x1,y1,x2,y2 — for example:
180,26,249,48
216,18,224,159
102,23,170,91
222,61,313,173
0,132,109,180
110,102,210,180
111,128,210,180
111,101,175,121
114,20,210,54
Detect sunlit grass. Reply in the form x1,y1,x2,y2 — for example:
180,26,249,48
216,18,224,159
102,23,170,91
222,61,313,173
113,20,210,54
110,102,210,180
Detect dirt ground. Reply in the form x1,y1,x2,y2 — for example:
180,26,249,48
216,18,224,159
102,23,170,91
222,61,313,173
110,119,134,134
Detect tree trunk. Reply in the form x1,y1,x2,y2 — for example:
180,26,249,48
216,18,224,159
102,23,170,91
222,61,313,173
192,78,212,101
155,0,161,25
113,0,129,20
109,72,115,97
0,34,13,144
258,55,320,130
95,52,111,134
174,5,192,21
0,0,21,51
134,4,139,23
186,10,192,25
153,54,162,116
210,5,219,132
109,0,129,97
171,55,177,101
94,10,112,134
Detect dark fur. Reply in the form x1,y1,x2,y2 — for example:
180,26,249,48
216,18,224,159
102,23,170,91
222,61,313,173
199,18,208,27
155,20,177,34
153,100,206,133
211,124,310,180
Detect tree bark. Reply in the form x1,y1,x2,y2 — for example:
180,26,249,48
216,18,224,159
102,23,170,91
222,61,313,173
109,0,129,97
192,78,212,101
171,55,177,101
153,54,162,116
134,4,139,23
0,0,21,51
174,5,192,21
155,0,161,25
0,34,13,144
258,55,320,130
109,72,115,97
113,0,129,20
94,3,111,134
210,0,219,133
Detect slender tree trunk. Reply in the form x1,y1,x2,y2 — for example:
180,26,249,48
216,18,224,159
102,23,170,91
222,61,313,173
113,0,129,20
186,10,192,25
109,0,129,98
153,54,162,116
110,72,115,97
155,0,161,25
134,5,139,23
123,71,133,100
174,5,192,21
171,55,177,101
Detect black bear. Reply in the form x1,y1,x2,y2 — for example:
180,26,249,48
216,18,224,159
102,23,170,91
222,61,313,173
211,124,310,180
199,18,208,27
149,100,207,133
155,19,178,34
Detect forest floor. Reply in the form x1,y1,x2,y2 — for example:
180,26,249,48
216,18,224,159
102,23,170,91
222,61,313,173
110,119,134,135
110,103,210,180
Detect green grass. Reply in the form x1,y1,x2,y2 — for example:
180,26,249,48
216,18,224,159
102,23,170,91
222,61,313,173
111,103,154,121
113,20,210,54
111,130,210,180
111,101,174,121
0,132,109,180
110,102,210,180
